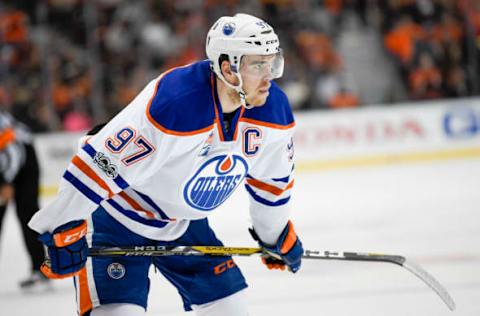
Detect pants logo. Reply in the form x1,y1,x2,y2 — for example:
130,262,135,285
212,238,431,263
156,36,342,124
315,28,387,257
214,259,236,275
107,262,126,279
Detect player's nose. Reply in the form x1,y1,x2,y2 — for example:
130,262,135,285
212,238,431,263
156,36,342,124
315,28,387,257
263,70,274,81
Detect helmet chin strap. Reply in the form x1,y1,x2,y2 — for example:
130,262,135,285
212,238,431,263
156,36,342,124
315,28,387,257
217,71,254,110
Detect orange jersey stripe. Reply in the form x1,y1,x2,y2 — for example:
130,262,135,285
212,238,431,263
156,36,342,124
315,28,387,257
239,118,295,130
0,128,16,150
77,268,93,316
246,178,294,196
71,155,114,198
149,117,215,136
118,191,156,219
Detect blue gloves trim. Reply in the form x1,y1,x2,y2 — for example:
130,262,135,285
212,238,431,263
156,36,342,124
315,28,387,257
38,220,88,279
249,220,303,273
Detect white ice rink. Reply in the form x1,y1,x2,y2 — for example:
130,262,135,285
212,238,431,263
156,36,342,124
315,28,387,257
1,158,479,315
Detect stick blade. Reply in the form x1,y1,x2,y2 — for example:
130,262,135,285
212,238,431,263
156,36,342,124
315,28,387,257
402,259,456,311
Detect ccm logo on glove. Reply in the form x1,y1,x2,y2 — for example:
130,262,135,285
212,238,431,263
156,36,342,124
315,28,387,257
53,224,87,247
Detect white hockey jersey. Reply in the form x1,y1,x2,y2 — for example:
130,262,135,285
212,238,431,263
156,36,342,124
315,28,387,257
29,61,295,244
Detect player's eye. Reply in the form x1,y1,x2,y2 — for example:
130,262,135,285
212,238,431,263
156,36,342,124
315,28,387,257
253,64,263,71
251,63,268,73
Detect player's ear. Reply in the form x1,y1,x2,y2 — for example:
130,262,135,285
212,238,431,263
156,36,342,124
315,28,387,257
220,60,237,85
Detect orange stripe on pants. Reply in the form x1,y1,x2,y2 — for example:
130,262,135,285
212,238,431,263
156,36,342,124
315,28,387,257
77,267,93,316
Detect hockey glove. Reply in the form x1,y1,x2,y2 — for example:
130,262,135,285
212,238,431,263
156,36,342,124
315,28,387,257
38,220,88,279
249,220,303,273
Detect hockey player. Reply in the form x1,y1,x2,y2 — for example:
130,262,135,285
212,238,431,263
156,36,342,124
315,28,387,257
0,110,48,290
28,13,303,315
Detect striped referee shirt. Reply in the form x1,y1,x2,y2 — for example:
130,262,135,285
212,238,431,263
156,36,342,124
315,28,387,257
0,111,32,184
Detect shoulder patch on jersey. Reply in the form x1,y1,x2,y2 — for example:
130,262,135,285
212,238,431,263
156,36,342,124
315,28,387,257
147,61,216,135
240,81,295,129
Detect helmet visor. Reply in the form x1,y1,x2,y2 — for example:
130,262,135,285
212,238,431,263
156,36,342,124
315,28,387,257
240,50,284,79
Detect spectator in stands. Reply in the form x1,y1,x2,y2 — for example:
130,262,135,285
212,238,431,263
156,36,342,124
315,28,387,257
0,6,28,45
384,15,424,69
0,0,478,127
408,52,442,100
444,65,468,98
328,87,359,109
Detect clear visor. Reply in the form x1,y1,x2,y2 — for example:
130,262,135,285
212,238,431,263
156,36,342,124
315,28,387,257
240,50,284,79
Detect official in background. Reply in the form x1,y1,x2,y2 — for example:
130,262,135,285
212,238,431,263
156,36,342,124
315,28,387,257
0,110,49,290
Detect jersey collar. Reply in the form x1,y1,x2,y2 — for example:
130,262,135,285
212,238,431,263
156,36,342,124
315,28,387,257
210,73,245,142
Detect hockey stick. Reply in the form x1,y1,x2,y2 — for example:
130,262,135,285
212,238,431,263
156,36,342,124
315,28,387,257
89,246,455,311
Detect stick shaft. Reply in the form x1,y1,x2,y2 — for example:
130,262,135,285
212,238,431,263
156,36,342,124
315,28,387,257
88,245,455,311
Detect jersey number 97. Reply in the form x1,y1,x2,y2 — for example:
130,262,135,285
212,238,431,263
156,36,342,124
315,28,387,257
105,127,155,166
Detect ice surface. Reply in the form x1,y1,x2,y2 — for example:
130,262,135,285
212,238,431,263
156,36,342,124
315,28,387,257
1,159,479,315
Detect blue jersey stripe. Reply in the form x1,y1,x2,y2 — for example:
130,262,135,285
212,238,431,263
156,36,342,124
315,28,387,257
272,175,290,183
63,170,103,204
112,173,129,190
107,199,168,228
133,189,171,221
82,143,96,157
244,184,290,207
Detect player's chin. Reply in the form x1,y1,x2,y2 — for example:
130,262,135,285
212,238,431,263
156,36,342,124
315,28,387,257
249,91,270,107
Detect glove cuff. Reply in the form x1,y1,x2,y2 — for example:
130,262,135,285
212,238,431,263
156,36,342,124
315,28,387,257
41,262,80,279
279,221,298,255
249,220,298,255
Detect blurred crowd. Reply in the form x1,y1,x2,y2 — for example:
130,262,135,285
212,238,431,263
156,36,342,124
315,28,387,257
381,0,474,100
1,0,479,132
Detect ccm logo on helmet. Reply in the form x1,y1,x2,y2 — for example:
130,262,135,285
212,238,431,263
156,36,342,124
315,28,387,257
184,155,248,211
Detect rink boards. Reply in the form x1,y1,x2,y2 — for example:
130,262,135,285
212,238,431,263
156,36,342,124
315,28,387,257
34,97,480,195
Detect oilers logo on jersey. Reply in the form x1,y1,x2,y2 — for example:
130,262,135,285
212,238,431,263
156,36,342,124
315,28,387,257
184,154,248,211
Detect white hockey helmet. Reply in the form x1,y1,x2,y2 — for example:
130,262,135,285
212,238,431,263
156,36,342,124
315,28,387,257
206,13,284,106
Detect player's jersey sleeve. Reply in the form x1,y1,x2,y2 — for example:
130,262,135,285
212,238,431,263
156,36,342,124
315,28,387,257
244,87,296,245
29,77,169,233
